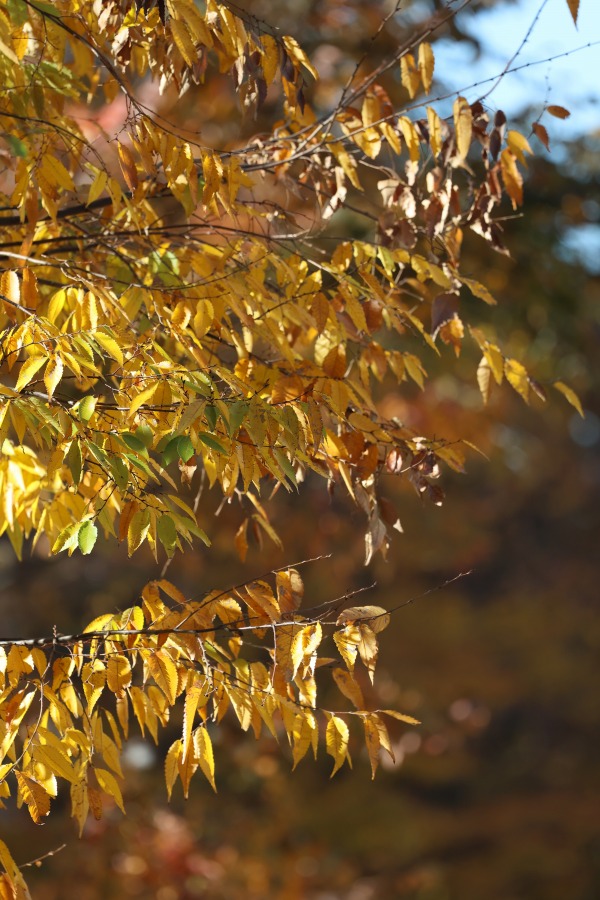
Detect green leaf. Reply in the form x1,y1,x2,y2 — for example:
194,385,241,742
86,440,109,468
205,404,218,431
127,507,151,555
78,395,97,423
124,453,154,479
157,515,178,553
274,449,298,487
227,400,248,436
162,436,182,466
66,440,83,486
184,379,211,396
52,521,81,554
135,423,154,448
78,520,98,555
3,133,27,157
120,433,148,455
108,455,129,491
162,434,195,465
198,432,227,454
176,435,195,463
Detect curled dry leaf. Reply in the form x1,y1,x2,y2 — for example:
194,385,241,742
336,605,391,633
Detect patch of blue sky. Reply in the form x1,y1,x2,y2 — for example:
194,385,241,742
430,0,600,137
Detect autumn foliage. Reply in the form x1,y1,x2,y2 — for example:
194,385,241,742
0,0,585,893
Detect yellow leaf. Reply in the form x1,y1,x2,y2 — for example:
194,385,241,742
477,356,492,404
82,660,106,714
500,148,523,209
326,715,349,777
553,381,584,417
15,355,46,392
400,53,420,99
128,383,158,419
0,838,31,898
453,96,472,160
363,714,381,779
39,155,75,192
461,277,497,306
275,568,304,614
357,623,379,684
322,344,347,379
292,710,317,769
170,18,198,66
87,170,108,205
336,605,390,633
182,676,207,757
427,106,443,157
202,152,222,206
70,775,89,836
127,507,151,555
506,130,532,167
165,739,181,800
15,771,50,823
282,35,318,80
504,357,530,403
243,580,281,623
290,622,322,680
398,116,420,162
146,649,178,705
44,354,63,400
332,667,364,709
34,741,76,784
93,329,124,366
106,655,132,696
333,625,360,673
1,271,19,311
118,142,138,192
418,42,434,93
261,34,279,86
94,767,125,813
193,725,216,791
380,709,421,725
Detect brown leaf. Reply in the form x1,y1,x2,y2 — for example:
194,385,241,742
547,105,570,119
565,0,579,25
532,122,550,150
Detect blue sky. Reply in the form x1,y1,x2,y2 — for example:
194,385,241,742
433,0,600,137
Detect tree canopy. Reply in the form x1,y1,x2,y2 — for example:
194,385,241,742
0,0,586,893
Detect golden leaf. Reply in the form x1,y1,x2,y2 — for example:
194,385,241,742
504,357,530,403
453,96,472,160
146,649,179,705
332,667,364,710
363,714,381,779
326,715,350,777
15,771,50,824
336,605,390,633
380,709,421,725
15,355,46,393
418,42,434,93
427,107,443,157
553,381,584,417
506,130,532,166
194,726,216,791
275,568,304,614
70,776,89,836
94,767,125,813
400,53,420,99
477,356,492,404
106,655,132,696
500,148,523,209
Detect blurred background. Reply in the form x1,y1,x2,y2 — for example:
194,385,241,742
1,0,599,897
